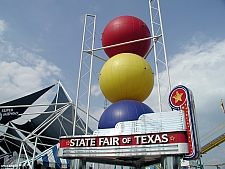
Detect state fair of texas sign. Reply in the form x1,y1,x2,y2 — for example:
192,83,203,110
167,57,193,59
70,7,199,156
58,85,200,165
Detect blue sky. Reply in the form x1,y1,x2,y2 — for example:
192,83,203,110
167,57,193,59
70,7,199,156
1,0,225,167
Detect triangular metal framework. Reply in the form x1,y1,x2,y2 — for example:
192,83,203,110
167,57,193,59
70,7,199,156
0,81,90,168
73,14,98,135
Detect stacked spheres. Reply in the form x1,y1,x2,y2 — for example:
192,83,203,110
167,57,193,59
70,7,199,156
98,16,154,129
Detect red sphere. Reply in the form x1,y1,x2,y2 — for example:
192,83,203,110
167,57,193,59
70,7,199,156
102,15,151,58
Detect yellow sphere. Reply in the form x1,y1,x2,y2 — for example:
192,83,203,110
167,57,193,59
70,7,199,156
99,53,154,103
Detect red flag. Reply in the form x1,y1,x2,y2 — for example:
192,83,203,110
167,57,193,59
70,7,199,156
220,99,225,113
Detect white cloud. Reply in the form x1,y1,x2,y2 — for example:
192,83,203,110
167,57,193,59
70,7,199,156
79,15,85,24
145,36,225,165
0,20,7,36
91,84,102,97
89,106,104,130
168,38,225,120
0,47,62,99
0,20,62,120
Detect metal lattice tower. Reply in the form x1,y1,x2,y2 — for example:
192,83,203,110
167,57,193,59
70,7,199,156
73,14,97,135
149,0,171,112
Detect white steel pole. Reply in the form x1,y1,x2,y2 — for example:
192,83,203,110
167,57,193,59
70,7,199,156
157,0,171,93
85,14,96,135
149,0,162,112
73,14,88,136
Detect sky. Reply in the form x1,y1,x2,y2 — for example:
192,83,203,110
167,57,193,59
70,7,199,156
0,0,225,168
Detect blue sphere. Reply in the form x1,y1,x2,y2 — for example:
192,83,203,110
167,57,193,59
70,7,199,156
98,100,154,129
